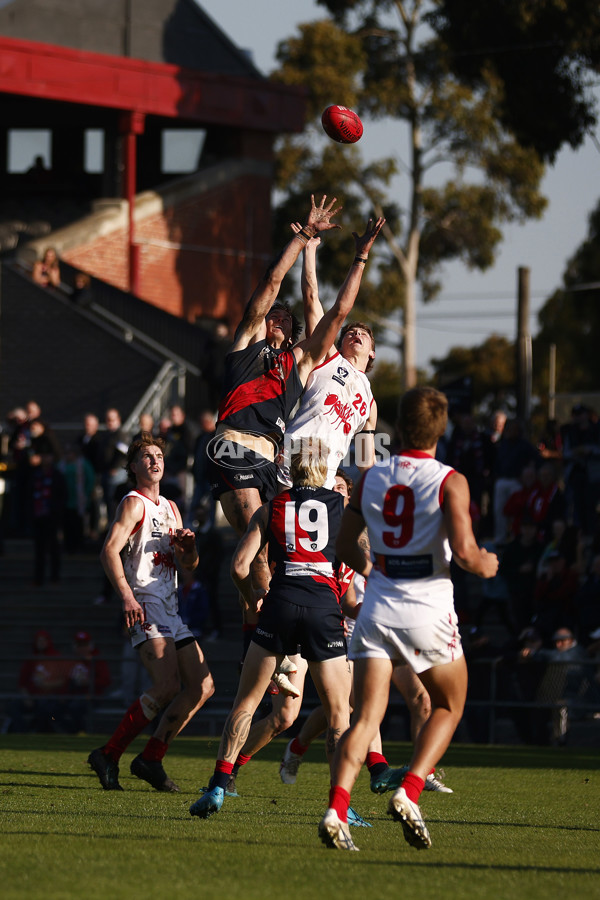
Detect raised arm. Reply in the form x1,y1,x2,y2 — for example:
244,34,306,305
295,216,385,380
231,195,342,352
290,223,325,341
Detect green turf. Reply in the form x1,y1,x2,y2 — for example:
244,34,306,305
0,735,598,900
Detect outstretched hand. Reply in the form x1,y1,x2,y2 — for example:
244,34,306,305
306,194,342,233
291,221,321,251
353,216,386,257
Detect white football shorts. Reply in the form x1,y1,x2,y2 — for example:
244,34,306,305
129,599,194,648
349,610,463,674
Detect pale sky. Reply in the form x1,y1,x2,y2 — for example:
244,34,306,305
198,0,600,373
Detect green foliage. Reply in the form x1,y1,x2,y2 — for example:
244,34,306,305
431,0,600,162
534,200,600,391
431,334,516,403
273,19,366,116
270,0,550,386
1,735,599,900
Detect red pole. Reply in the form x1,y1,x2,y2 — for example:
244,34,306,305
120,111,145,295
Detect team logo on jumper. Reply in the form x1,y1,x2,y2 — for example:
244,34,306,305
152,550,175,578
151,517,162,538
324,394,353,434
332,366,349,386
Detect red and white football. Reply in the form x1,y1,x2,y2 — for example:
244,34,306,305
321,105,363,144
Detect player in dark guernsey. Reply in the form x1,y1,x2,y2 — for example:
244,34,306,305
208,194,384,665
190,439,354,820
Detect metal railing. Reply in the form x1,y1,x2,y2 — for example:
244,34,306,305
2,655,599,742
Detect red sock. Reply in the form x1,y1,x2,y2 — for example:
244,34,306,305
289,737,309,757
328,785,350,823
366,751,388,771
104,699,151,761
234,753,252,768
142,737,168,762
401,771,425,803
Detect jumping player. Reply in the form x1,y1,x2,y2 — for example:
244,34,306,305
208,196,384,667
319,386,498,851
276,229,378,490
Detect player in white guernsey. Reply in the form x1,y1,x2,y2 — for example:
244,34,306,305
319,387,498,853
88,433,214,793
270,233,378,711
277,231,378,490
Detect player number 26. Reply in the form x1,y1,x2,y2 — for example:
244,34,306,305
382,485,414,548
352,393,368,417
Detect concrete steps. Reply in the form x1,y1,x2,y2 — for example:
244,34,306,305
0,532,248,735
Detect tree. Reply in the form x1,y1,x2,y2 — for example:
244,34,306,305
430,334,516,406
534,200,600,392
271,0,546,388
430,0,600,163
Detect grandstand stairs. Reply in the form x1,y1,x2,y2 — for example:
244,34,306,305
0,528,252,736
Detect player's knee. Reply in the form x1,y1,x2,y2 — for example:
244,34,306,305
195,673,215,707
271,706,298,734
415,690,431,720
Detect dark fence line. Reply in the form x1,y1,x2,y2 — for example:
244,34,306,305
2,655,599,743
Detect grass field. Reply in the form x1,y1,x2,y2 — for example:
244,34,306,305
1,735,599,900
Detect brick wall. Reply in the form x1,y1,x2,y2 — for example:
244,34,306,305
63,172,273,328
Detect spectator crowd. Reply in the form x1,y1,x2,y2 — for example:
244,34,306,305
1,394,599,744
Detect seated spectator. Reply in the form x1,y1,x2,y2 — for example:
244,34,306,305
472,540,513,635
506,626,547,743
503,462,539,539
531,549,579,646
492,417,539,543
163,405,194,510
536,418,563,460
191,409,217,522
132,413,155,442
519,626,591,745
561,404,600,536
32,247,61,287
4,629,66,733
28,451,67,586
499,515,542,634
574,554,600,648
537,518,580,578
61,631,111,733
71,271,92,306
446,412,488,517
61,443,97,554
529,461,566,544
29,418,62,463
